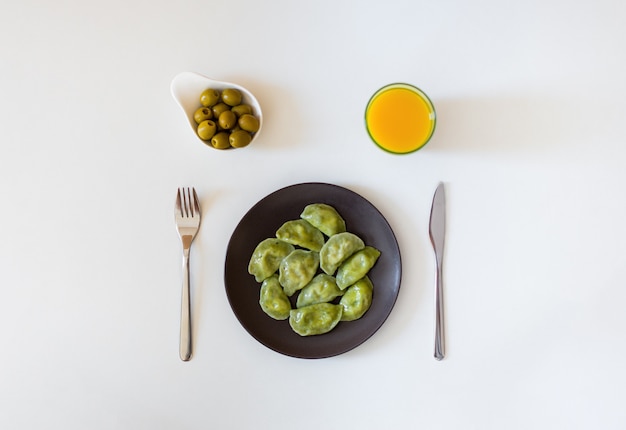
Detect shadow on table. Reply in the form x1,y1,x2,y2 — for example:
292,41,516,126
425,94,589,155
223,76,305,152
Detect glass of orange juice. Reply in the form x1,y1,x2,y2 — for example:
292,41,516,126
365,83,436,154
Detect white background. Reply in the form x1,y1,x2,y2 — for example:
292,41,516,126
2,0,626,428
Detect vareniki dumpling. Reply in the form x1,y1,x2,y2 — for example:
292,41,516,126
340,276,374,321
296,273,344,308
279,250,320,296
259,275,291,320
289,303,343,336
320,232,365,275
276,219,325,252
248,238,296,282
336,246,381,290
300,203,346,237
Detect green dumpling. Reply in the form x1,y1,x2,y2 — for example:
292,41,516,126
278,249,320,296
300,203,346,237
289,303,343,336
296,274,344,308
248,238,296,282
336,246,381,290
259,275,292,320
319,232,365,275
276,219,325,252
339,276,374,321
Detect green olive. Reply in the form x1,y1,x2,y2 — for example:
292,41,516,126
221,88,243,106
211,131,231,149
193,107,213,124
238,114,260,133
197,120,217,141
231,104,253,117
200,89,220,107
229,130,253,148
218,110,237,130
211,102,230,119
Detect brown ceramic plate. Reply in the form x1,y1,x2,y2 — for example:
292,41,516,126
224,183,401,358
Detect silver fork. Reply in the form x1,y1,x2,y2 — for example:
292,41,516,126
175,187,201,361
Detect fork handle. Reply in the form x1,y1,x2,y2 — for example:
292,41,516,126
180,248,192,361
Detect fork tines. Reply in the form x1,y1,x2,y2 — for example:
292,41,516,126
176,187,200,218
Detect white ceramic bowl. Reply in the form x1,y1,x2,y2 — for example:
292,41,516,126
170,72,263,148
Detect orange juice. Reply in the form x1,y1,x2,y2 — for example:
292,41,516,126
365,84,436,154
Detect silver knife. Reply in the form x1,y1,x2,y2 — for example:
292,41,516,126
429,182,446,360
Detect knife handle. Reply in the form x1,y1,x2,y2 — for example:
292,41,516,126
434,262,445,360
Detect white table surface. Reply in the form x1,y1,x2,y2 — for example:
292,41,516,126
2,0,626,428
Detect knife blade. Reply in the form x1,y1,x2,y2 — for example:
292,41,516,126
429,182,446,360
